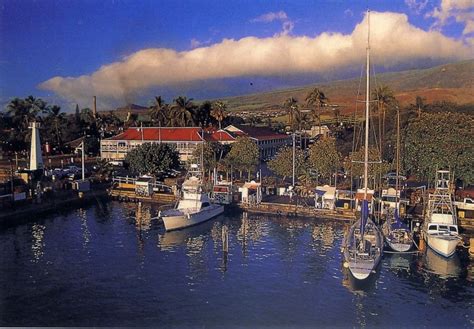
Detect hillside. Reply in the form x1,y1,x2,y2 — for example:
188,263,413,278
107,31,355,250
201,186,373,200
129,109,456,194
222,60,474,114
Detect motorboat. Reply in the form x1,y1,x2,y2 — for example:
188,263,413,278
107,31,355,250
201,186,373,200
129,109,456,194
423,170,460,257
160,165,224,231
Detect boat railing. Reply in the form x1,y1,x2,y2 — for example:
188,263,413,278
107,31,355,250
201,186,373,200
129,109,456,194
112,176,173,191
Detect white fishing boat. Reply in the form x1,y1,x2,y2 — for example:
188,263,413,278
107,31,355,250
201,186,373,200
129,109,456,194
342,10,383,280
382,107,413,252
160,164,224,231
423,170,460,258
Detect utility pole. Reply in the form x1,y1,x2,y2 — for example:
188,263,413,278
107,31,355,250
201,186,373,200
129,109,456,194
292,132,296,187
9,159,14,201
77,141,85,181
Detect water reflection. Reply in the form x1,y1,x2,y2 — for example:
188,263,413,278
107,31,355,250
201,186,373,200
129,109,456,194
342,265,379,296
78,208,91,249
31,223,46,262
1,202,473,327
158,219,218,251
422,247,462,279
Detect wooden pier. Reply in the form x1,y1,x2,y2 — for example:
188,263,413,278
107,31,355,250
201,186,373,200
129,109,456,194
241,201,355,221
108,188,176,204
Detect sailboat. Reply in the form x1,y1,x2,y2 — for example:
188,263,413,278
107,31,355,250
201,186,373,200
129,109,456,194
342,10,383,280
382,107,413,252
422,170,460,257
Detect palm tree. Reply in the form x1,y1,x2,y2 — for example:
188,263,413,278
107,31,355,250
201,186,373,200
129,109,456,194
211,101,227,130
372,85,395,156
24,95,48,115
194,101,213,127
283,97,299,131
47,105,66,149
6,98,38,130
333,107,341,127
170,96,195,127
149,96,169,126
305,88,328,135
294,111,311,131
414,95,426,118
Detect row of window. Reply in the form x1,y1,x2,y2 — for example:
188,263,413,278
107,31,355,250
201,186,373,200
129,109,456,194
257,138,290,146
101,140,201,151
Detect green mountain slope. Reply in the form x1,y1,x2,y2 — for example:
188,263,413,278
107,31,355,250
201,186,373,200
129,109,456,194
222,60,474,112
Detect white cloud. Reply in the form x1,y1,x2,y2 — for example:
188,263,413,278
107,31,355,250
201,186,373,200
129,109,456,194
251,11,288,23
405,0,428,14
39,11,473,105
190,38,212,49
251,10,294,36
428,0,474,35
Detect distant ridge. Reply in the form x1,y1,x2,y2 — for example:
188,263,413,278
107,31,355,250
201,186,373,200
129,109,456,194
221,60,474,113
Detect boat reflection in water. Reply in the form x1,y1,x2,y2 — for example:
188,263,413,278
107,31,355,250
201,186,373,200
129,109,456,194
386,253,413,274
342,262,380,295
2,202,473,327
422,247,462,279
158,218,220,251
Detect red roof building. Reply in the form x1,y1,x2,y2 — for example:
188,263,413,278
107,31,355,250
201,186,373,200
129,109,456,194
101,127,205,162
224,125,291,159
100,125,291,162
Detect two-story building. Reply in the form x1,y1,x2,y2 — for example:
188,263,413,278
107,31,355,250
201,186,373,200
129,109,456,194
100,125,291,163
100,127,205,162
224,125,291,159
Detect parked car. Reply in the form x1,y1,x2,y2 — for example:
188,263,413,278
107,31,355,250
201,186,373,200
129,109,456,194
108,160,123,166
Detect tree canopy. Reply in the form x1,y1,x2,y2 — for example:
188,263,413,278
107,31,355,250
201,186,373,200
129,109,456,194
308,137,341,182
268,146,307,182
404,112,474,184
125,143,180,176
226,137,259,179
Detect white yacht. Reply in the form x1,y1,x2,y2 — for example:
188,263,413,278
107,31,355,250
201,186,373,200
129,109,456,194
423,170,460,257
160,166,224,231
342,10,383,280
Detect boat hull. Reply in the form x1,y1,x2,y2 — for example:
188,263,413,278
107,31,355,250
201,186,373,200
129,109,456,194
425,233,459,258
386,239,412,252
347,258,380,280
162,204,224,231
343,218,383,280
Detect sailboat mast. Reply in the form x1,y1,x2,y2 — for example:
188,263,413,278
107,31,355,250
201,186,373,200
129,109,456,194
363,10,370,199
395,106,400,208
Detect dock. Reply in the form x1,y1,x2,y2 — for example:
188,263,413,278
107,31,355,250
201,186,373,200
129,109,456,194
108,175,177,204
240,194,355,221
241,201,355,220
0,189,108,225
108,188,176,204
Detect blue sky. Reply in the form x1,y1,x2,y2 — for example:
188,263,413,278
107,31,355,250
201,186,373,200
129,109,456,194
0,0,472,111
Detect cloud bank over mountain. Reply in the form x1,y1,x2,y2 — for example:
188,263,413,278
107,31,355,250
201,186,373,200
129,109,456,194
39,11,473,106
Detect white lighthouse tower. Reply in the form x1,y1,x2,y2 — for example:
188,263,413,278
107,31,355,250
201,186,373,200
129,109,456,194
29,121,44,171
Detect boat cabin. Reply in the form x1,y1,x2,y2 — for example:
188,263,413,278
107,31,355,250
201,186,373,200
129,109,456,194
427,223,458,235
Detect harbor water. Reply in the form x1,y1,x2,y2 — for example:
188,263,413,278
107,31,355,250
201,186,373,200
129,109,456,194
0,201,472,327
